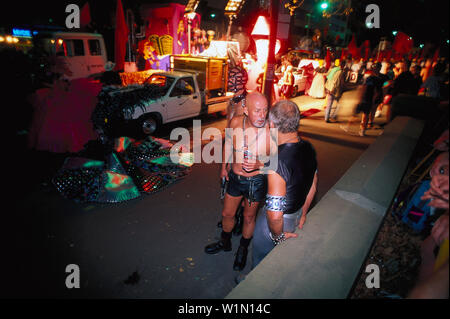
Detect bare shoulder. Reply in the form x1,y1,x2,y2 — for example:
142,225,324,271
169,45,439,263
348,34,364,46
229,114,244,129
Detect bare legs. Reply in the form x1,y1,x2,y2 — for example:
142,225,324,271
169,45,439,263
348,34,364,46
222,194,260,239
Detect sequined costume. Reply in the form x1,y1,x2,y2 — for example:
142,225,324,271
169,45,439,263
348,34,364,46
53,136,192,203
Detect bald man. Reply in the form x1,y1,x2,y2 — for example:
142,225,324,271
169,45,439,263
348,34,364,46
220,88,247,235
205,92,273,272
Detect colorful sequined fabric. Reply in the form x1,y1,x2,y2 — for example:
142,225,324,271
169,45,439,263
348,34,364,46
118,159,175,194
120,136,191,182
95,153,141,203
53,136,192,203
52,158,104,203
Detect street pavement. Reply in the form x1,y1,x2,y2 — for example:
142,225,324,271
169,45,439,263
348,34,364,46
5,86,385,298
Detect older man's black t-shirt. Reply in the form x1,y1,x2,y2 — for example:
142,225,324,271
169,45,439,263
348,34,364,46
275,140,317,214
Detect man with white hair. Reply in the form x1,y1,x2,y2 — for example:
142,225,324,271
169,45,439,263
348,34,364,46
252,100,318,268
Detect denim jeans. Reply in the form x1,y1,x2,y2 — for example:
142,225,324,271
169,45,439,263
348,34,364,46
252,206,303,268
324,93,340,121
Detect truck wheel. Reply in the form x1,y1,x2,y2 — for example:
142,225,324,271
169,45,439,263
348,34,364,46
140,115,159,136
292,86,299,97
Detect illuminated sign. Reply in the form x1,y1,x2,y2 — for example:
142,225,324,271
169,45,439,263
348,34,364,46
185,0,200,13
12,28,32,37
251,16,270,36
225,0,246,15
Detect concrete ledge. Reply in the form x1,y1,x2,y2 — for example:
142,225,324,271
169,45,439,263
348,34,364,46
226,116,424,299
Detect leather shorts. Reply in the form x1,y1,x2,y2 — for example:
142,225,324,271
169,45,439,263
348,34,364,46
226,170,267,204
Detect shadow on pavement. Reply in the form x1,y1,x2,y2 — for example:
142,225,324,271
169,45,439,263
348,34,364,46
300,130,372,151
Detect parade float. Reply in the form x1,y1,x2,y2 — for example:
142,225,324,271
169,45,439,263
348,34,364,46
28,2,258,203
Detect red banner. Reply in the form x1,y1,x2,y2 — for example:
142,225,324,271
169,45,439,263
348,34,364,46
392,31,413,55
325,48,331,69
340,48,347,61
359,40,370,60
432,47,440,63
347,34,360,59
114,0,129,71
80,2,91,28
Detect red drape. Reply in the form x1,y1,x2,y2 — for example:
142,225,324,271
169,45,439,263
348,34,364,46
432,48,440,63
114,0,129,71
325,48,331,69
360,40,370,60
347,34,360,59
80,2,91,28
392,31,413,55
28,79,102,153
340,48,347,61
385,50,392,61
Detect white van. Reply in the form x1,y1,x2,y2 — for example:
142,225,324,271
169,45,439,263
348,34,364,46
35,32,107,79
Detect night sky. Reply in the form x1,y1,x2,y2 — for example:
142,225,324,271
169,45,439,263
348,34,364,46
354,0,449,46
1,0,448,48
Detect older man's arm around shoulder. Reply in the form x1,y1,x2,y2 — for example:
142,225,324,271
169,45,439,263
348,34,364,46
266,171,298,244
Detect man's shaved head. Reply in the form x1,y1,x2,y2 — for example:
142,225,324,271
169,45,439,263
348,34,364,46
246,92,267,110
244,92,268,128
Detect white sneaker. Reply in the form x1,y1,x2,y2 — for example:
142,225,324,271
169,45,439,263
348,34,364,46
359,130,366,137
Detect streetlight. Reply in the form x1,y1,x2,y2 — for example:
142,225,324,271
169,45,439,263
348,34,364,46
320,2,329,10
185,0,200,12
224,0,246,40
392,30,397,36
251,14,281,102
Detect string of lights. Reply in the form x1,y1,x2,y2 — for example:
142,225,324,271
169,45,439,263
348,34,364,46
285,0,353,17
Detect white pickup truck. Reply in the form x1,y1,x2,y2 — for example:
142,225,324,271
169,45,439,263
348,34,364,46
126,71,231,135
93,70,232,138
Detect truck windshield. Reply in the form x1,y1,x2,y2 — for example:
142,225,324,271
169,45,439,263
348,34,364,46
145,74,175,95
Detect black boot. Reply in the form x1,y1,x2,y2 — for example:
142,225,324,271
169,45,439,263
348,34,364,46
205,231,232,254
233,236,251,271
233,245,248,271
232,205,244,236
